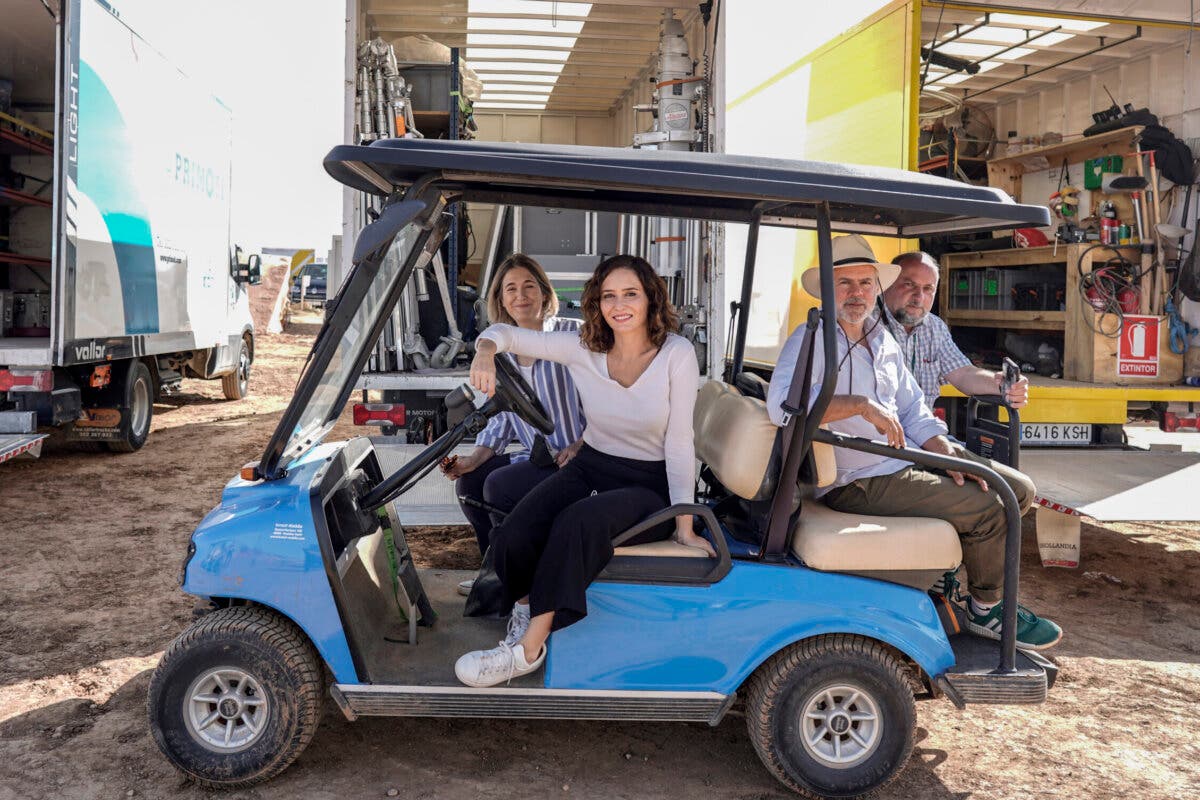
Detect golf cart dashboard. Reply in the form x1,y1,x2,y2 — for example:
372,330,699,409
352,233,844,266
317,439,386,559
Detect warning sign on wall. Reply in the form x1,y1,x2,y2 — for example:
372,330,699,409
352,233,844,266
1117,315,1160,377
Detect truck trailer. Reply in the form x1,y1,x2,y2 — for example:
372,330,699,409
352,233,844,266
1,0,260,462
719,0,1200,446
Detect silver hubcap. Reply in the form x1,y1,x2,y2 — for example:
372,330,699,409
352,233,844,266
131,375,150,434
799,682,882,768
237,347,250,392
183,667,269,752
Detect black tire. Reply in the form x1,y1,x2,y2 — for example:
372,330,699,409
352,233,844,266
745,634,917,799
221,337,251,400
147,605,323,788
107,360,153,453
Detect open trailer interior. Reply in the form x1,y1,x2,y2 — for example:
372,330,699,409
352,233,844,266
0,4,56,361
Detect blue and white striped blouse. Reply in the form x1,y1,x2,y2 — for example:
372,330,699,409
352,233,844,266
475,317,586,461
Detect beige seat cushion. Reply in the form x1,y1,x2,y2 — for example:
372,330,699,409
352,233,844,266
791,500,962,572
613,540,708,558
693,380,777,500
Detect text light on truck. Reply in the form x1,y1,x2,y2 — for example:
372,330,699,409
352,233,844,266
353,403,407,427
0,369,53,392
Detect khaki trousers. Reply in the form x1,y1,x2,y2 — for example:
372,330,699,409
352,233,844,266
822,449,1034,603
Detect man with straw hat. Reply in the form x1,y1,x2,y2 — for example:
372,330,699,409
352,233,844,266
767,235,1060,651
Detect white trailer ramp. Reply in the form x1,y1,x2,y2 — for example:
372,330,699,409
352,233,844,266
0,433,47,464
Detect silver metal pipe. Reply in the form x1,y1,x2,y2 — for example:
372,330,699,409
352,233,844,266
479,204,507,294
616,214,627,253
430,253,462,340
400,280,429,371
389,303,403,371
357,65,372,138
373,67,388,137
512,206,523,253
413,266,430,301
428,253,464,369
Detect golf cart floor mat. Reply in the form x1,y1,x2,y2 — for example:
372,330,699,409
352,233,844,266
335,569,731,722
361,569,546,688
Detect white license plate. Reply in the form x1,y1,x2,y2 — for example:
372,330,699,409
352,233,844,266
1021,423,1092,445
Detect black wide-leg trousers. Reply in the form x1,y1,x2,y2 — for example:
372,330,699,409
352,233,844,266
491,444,673,632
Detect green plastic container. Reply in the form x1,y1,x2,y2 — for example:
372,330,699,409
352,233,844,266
1085,155,1125,190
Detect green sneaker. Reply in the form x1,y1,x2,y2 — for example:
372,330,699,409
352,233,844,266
965,601,1062,651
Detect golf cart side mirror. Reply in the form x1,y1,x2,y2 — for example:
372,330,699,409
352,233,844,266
354,200,421,266
234,253,262,285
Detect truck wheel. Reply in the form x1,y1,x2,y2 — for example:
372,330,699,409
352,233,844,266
222,337,251,400
147,606,323,788
107,361,154,453
745,634,916,799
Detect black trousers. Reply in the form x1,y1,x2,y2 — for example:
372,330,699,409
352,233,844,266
455,455,557,555
491,444,673,632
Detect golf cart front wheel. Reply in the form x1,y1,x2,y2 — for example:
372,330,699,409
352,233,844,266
745,634,916,799
147,605,323,788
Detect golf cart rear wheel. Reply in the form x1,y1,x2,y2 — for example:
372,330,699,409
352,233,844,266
147,605,323,788
745,634,916,799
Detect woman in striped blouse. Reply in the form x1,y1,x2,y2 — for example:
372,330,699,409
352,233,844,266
454,254,712,688
442,254,586,597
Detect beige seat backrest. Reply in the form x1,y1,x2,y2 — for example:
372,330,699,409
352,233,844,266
693,381,777,500
811,440,838,488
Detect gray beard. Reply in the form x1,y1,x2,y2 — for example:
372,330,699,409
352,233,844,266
891,306,926,326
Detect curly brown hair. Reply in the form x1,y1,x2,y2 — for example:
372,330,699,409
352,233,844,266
486,253,559,326
579,254,679,353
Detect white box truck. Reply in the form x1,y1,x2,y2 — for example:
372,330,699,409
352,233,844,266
1,0,260,461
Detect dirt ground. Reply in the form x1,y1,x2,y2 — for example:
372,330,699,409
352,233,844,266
2,319,1199,800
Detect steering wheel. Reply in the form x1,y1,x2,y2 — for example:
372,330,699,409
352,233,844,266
493,355,555,435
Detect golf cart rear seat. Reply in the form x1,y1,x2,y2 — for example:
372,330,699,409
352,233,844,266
693,380,961,589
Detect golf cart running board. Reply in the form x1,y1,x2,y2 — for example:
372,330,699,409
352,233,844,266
938,634,1058,706
332,684,733,725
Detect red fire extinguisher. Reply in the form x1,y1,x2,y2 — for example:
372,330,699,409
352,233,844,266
1085,267,1139,313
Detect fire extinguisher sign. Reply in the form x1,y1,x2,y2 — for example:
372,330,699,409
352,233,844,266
1117,315,1160,377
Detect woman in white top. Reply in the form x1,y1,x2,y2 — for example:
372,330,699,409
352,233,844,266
455,254,712,687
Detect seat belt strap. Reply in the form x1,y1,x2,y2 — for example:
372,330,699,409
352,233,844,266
762,310,820,557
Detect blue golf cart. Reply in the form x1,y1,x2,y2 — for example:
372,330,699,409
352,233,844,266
148,141,1056,799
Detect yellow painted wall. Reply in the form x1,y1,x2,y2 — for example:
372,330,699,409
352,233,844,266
725,0,919,363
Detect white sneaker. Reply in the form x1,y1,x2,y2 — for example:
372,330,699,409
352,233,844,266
454,642,545,687
457,578,474,597
503,602,531,647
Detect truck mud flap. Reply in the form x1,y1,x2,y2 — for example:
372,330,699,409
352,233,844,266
0,433,47,464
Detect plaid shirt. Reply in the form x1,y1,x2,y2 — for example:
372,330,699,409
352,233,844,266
878,305,971,410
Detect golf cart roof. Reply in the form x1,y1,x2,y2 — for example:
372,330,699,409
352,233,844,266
324,140,1050,236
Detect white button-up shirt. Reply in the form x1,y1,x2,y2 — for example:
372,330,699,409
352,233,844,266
767,318,948,495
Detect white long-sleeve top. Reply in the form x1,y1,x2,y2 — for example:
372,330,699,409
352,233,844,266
478,324,700,506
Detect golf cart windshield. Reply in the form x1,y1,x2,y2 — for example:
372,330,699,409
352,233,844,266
262,199,431,476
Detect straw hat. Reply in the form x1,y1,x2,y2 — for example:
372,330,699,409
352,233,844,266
800,234,901,300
